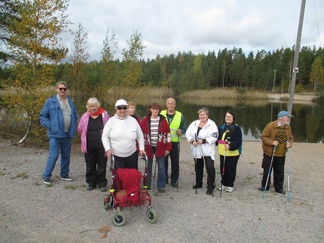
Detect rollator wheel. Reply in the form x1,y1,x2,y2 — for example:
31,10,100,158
146,208,157,223
112,211,126,226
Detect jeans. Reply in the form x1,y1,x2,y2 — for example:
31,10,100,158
43,133,72,179
147,156,166,190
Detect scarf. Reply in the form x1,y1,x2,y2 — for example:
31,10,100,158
89,107,104,116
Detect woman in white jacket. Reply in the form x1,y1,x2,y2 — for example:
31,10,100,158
186,107,218,195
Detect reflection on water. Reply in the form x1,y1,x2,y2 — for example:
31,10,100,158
136,101,324,143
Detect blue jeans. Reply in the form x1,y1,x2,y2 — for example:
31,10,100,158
43,134,72,179
147,156,166,190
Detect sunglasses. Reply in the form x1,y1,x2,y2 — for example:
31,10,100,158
116,106,127,110
59,87,67,91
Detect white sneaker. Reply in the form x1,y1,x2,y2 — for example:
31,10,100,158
226,186,234,192
60,176,73,181
217,185,225,191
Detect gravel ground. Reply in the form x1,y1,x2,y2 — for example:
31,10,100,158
0,137,323,243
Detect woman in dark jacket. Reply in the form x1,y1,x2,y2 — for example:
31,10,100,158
217,111,242,193
140,103,172,193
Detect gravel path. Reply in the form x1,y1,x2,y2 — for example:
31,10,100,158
0,137,323,242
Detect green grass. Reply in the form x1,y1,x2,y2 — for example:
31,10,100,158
11,172,29,179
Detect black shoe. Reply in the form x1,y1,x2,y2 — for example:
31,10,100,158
192,184,202,189
258,187,269,191
206,188,213,195
87,185,95,191
158,188,166,193
275,189,286,194
171,181,178,188
100,187,107,192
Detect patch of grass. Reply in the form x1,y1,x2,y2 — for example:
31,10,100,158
64,185,77,190
11,172,29,179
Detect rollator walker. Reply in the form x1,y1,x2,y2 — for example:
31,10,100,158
103,155,157,226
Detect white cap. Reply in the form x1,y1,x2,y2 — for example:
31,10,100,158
115,99,128,107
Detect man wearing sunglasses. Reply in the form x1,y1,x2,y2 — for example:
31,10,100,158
40,81,78,185
102,99,145,169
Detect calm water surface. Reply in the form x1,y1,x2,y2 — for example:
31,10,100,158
136,101,324,143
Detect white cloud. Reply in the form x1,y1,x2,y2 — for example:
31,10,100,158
64,0,324,60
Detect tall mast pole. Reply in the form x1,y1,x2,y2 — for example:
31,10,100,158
288,0,306,114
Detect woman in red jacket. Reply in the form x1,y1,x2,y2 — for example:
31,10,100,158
140,103,172,193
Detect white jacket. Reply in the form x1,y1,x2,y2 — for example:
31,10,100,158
186,119,218,160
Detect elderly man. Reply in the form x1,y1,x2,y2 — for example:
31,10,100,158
40,81,78,185
259,110,294,194
160,97,186,188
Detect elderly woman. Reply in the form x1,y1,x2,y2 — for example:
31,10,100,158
101,99,145,169
186,107,218,195
217,111,242,193
140,103,172,193
78,98,110,191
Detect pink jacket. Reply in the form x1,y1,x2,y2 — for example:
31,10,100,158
77,110,109,153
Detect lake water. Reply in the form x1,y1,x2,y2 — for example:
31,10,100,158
136,101,324,143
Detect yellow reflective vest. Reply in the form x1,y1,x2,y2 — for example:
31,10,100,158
160,110,182,142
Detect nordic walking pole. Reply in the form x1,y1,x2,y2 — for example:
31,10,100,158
194,156,198,194
194,133,198,194
176,128,181,189
220,149,226,198
286,142,291,202
262,145,276,199
153,158,157,187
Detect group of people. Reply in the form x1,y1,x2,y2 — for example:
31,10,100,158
39,81,294,197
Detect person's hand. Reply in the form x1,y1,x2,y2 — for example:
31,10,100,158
286,141,292,148
176,129,181,136
225,143,230,150
139,150,146,156
273,140,279,147
164,150,170,156
106,149,112,159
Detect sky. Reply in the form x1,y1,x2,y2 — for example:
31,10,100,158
64,0,324,61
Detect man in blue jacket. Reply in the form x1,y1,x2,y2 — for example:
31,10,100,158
40,81,78,185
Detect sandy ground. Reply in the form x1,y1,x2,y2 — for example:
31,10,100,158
0,137,323,243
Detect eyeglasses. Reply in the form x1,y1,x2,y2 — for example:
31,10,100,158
116,106,127,110
59,87,67,91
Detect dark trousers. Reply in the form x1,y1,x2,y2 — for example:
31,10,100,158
114,151,138,170
261,153,285,190
194,156,215,189
165,142,180,183
84,147,107,187
219,155,239,187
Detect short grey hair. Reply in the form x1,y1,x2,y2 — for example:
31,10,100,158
86,97,101,109
56,81,68,88
197,107,209,116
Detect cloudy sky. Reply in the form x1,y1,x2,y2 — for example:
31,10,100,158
65,0,324,61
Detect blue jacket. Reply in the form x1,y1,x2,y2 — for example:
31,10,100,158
39,95,78,138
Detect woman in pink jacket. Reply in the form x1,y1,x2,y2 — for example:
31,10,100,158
78,98,109,191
